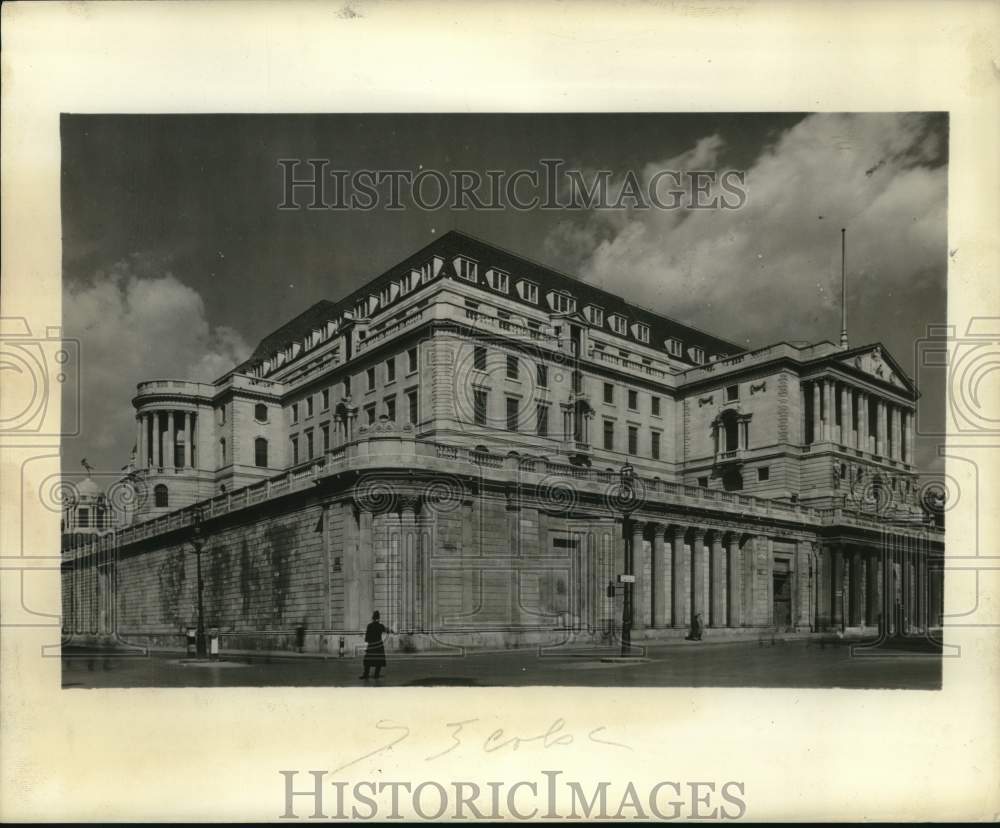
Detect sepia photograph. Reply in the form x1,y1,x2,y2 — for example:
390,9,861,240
58,112,948,689
3,2,997,822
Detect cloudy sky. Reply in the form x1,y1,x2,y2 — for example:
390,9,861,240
61,112,947,479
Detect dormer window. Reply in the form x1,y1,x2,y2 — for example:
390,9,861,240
455,256,478,282
689,346,706,364
665,338,683,357
633,323,650,344
608,314,628,336
485,268,510,294
353,299,368,319
547,291,576,313
379,283,399,307
584,305,604,327
516,280,539,304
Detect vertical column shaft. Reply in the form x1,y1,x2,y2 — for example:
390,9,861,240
823,379,834,441
652,527,669,628
840,384,851,445
710,533,725,627
877,400,887,457
166,410,175,468
185,411,194,468
671,527,689,627
631,521,647,630
811,381,821,444
691,529,706,624
727,534,742,627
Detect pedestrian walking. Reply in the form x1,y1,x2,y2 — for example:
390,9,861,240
359,610,392,680
685,612,704,642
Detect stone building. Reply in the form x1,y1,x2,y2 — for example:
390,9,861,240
62,231,944,653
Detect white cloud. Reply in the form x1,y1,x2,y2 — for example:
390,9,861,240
64,258,251,467
543,113,947,471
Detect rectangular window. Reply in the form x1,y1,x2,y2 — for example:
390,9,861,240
343,376,351,397
474,345,487,371
572,369,582,394
506,355,519,380
603,383,614,404
455,256,478,282
386,358,396,383
628,425,638,456
698,476,708,488
506,397,519,431
407,389,419,425
306,396,314,418
603,420,614,450
666,338,683,357
321,422,330,452
474,389,488,426
651,431,661,460
726,384,739,402
758,466,770,482
407,347,418,373
321,389,330,411
385,396,396,421
627,389,638,411
366,367,376,391
635,323,650,343
608,314,628,335
585,305,604,326
291,403,299,424
689,347,706,364
536,403,549,436
365,404,376,425
536,363,548,388
651,396,661,416
517,280,539,303
290,436,299,465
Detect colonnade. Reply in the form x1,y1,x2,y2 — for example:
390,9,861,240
803,378,914,463
136,410,198,470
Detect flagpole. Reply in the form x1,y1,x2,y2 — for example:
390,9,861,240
840,228,848,349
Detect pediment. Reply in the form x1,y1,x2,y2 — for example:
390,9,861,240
839,345,911,391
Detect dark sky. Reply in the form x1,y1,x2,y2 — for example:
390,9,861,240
60,112,947,480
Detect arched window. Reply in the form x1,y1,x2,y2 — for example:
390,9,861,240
254,437,268,468
254,403,268,423
154,484,169,508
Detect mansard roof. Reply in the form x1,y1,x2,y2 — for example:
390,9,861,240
237,230,745,376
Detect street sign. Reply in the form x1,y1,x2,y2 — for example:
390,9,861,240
617,574,636,583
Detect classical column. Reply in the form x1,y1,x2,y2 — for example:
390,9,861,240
631,521,648,630
850,550,863,626
831,545,845,628
795,540,812,630
892,407,902,460
727,533,742,627
152,412,161,468
811,380,822,445
691,528,707,625
399,498,418,633
840,384,851,445
709,531,725,627
139,414,148,468
651,525,670,628
743,535,756,626
904,411,914,464
166,410,175,469
135,416,143,467
185,411,194,468
876,400,887,457
671,526,689,627
856,392,867,453
823,379,834,442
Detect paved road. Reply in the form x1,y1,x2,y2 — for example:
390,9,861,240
62,638,941,690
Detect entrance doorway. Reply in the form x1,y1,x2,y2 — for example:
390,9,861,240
773,570,792,629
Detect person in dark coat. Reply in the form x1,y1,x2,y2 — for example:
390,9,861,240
359,611,391,680
685,612,704,642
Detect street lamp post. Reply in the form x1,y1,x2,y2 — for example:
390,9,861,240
620,462,635,657
191,508,207,658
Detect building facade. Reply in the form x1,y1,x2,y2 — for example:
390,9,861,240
62,231,944,653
